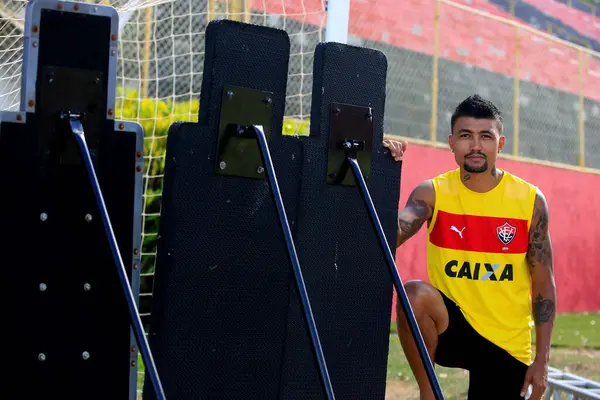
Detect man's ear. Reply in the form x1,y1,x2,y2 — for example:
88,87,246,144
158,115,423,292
498,135,506,153
448,133,454,152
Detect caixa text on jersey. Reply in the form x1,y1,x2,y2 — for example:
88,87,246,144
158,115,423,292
444,260,514,281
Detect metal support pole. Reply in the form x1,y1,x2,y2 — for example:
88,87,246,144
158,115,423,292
345,152,444,400
325,0,350,44
67,113,166,400
430,0,441,143
252,125,336,400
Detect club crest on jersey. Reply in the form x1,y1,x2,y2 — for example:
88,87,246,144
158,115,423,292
496,222,517,246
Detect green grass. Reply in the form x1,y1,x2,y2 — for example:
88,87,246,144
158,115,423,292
550,312,600,348
390,311,600,348
385,312,600,399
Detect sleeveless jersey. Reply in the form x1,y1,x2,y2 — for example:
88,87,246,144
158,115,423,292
427,168,537,365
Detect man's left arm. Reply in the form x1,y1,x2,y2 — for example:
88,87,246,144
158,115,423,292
521,188,557,399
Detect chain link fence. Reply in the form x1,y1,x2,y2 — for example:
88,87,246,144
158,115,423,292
354,0,600,171
0,0,599,395
1,0,599,329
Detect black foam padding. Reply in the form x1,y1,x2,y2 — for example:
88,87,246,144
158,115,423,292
198,19,290,137
0,120,137,399
1,7,136,400
144,20,302,399
279,43,401,399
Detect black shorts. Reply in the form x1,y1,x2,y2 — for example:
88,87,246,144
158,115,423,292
434,289,530,399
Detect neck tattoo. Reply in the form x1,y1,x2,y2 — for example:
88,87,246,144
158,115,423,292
463,173,471,181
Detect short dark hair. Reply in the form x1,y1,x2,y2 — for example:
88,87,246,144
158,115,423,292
450,94,503,133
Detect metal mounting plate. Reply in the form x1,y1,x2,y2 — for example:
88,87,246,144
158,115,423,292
326,102,373,186
215,85,274,179
39,65,106,165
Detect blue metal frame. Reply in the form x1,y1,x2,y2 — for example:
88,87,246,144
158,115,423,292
68,116,166,400
252,125,336,400
347,155,445,400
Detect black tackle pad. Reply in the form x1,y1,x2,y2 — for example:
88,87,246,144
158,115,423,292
144,20,304,399
279,43,401,399
0,2,142,399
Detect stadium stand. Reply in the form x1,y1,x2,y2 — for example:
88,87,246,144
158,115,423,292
252,0,600,167
522,0,600,43
485,0,600,51
556,0,600,16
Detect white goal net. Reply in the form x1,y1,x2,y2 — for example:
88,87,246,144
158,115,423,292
0,0,326,332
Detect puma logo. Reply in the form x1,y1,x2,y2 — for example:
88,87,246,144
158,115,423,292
450,225,466,239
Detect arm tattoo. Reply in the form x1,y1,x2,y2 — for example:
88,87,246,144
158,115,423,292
533,293,555,324
527,193,553,270
397,196,430,246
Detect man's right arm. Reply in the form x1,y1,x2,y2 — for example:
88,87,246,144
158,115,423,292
396,180,435,247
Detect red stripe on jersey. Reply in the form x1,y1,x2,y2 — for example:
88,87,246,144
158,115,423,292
430,211,529,254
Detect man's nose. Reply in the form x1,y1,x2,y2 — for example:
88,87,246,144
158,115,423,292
470,137,483,151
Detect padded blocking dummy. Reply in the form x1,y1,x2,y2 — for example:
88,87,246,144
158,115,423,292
0,1,143,399
278,43,401,399
144,20,304,399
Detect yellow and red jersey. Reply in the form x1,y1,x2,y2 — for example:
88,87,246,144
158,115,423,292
427,168,537,365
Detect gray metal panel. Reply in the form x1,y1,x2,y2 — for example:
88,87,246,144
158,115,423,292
547,366,600,399
21,0,119,117
115,119,145,400
0,111,26,124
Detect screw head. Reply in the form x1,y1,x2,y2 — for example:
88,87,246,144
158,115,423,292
85,214,92,223
83,283,91,291
219,161,227,170
256,166,264,174
82,351,90,360
263,97,272,105
226,90,233,99
40,213,48,222
38,353,46,361
39,283,47,292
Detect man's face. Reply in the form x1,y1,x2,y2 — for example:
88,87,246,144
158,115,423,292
448,117,505,173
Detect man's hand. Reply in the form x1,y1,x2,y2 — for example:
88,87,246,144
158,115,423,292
521,359,548,399
383,139,408,162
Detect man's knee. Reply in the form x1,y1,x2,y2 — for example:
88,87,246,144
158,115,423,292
397,280,440,320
